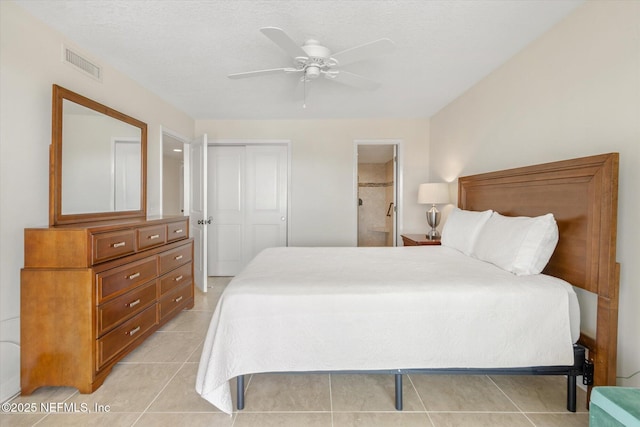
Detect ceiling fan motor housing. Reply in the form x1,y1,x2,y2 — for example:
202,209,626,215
297,39,337,79
302,39,331,60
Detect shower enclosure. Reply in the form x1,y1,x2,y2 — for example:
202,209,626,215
357,144,397,247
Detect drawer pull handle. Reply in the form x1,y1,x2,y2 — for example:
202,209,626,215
174,296,183,303
127,299,141,308
112,241,126,248
175,275,183,282
127,326,141,336
148,234,160,240
128,272,141,280
174,255,183,261
174,229,183,233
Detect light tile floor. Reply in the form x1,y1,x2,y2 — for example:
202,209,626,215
2,277,589,427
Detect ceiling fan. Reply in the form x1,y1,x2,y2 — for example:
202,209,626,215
228,27,395,102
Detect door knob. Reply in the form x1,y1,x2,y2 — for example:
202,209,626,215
281,217,286,221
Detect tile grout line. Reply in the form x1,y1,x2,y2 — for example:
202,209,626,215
128,363,184,426
407,374,436,427
29,386,81,425
329,374,334,427
129,314,209,426
486,375,537,427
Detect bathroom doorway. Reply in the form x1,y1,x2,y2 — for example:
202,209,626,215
355,141,401,247
161,131,186,216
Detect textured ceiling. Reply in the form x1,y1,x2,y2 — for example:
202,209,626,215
15,0,583,120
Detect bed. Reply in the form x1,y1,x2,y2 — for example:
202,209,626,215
196,153,620,415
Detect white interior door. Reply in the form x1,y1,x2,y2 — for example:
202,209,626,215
208,144,288,276
189,134,208,292
244,145,288,262
208,146,245,275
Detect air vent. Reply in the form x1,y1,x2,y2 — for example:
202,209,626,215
62,45,102,81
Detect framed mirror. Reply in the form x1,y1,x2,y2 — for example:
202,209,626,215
50,84,147,226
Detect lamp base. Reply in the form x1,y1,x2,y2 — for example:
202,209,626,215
426,228,440,240
426,205,441,240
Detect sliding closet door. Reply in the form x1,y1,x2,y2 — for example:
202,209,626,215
208,144,288,276
208,146,245,275
244,145,288,263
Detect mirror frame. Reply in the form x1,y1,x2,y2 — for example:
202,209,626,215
50,84,147,226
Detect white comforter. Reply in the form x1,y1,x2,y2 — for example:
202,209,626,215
196,246,579,414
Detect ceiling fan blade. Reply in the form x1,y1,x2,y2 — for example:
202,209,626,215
228,68,300,79
327,70,381,90
331,38,395,66
260,27,308,59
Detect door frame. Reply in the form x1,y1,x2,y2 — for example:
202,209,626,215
353,139,403,247
208,139,292,267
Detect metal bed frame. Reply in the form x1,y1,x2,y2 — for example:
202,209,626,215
235,344,593,413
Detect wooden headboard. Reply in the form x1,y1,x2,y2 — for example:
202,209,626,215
458,153,619,389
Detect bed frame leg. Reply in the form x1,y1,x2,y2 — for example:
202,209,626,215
395,373,403,411
567,374,576,412
237,375,245,410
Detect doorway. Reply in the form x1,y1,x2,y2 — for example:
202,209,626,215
355,141,401,247
161,132,185,216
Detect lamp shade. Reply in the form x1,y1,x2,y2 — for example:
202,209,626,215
417,183,450,204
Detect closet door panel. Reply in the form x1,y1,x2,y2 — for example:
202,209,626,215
208,146,244,275
244,145,288,262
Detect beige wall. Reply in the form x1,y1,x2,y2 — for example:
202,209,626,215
429,1,640,386
195,119,431,246
0,1,194,401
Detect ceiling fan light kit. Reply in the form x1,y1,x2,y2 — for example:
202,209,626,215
228,27,395,106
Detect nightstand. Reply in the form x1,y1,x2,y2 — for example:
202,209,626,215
401,234,441,246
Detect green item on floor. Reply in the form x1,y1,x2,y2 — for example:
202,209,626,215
589,387,640,427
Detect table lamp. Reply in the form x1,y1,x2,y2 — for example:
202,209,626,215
417,183,450,239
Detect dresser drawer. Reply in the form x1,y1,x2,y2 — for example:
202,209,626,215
97,256,157,302
97,280,157,336
97,304,157,368
137,225,167,250
159,263,192,295
159,244,192,275
167,220,188,242
92,230,136,264
159,282,193,322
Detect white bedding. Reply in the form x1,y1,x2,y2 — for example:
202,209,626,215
196,246,580,414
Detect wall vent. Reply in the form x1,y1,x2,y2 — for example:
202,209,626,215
62,45,102,81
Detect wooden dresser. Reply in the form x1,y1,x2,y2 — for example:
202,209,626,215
20,216,194,395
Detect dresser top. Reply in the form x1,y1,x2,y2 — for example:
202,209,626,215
27,215,187,233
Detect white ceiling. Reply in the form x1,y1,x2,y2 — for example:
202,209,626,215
15,0,583,120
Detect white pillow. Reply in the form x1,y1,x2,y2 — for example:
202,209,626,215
472,212,559,275
441,208,493,256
